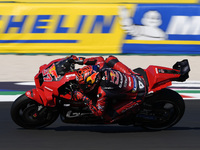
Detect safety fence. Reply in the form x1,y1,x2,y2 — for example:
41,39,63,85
0,1,199,54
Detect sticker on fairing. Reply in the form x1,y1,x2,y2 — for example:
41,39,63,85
131,76,137,92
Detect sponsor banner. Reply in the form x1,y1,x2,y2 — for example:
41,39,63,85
0,3,135,54
0,4,200,54
0,0,198,3
121,4,200,54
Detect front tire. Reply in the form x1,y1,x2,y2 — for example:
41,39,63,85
141,88,185,130
11,94,59,129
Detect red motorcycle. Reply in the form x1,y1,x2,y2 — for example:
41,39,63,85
11,57,190,130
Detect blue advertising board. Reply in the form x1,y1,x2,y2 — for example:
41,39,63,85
121,4,200,54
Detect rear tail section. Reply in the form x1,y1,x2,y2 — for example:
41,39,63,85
173,59,190,82
141,59,190,94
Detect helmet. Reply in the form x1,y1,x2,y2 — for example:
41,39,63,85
76,65,100,91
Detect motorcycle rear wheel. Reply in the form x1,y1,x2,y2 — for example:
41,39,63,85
11,94,59,129
141,88,185,131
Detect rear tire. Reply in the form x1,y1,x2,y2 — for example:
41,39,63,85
141,88,185,131
11,94,59,129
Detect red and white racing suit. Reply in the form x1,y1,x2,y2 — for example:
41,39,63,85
73,56,147,122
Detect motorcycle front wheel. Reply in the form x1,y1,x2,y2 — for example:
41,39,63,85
141,88,185,131
10,94,59,129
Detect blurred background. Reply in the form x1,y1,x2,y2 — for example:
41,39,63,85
0,0,199,81
0,1,200,150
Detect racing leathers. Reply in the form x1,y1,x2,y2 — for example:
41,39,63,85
71,55,147,122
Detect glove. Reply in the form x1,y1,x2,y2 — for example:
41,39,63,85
73,91,90,104
73,91,84,101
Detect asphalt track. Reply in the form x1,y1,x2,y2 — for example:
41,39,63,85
1,55,200,149
1,100,200,149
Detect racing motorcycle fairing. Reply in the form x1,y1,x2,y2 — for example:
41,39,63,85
25,89,43,105
173,59,190,81
26,59,77,107
145,65,180,94
11,58,190,130
25,87,57,107
27,59,190,107
134,59,190,94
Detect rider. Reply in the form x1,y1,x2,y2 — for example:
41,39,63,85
59,55,147,123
